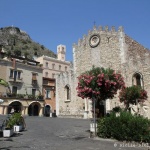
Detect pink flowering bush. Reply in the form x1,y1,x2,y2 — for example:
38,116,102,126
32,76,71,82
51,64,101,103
119,85,148,110
76,66,125,102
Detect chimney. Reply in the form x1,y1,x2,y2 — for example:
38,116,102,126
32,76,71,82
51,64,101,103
12,58,16,69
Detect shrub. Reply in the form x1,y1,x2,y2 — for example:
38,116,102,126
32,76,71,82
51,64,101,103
112,106,122,112
97,111,150,142
12,113,22,125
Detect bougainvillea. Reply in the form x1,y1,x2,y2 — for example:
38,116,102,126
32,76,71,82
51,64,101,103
119,85,148,110
76,66,125,102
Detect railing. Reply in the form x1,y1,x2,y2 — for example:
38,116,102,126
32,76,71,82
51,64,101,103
0,93,44,100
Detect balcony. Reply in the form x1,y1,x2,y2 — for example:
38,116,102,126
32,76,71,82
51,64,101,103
0,93,44,101
9,77,23,84
32,80,38,86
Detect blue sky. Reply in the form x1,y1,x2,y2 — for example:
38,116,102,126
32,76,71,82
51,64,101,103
0,0,150,61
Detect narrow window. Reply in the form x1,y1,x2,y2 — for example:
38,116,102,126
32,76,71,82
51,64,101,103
52,73,55,78
18,71,21,79
32,73,37,85
45,72,48,77
45,62,48,68
10,70,13,78
46,90,51,99
65,66,67,71
59,65,61,70
14,70,17,81
32,89,36,96
52,64,55,69
65,85,70,100
66,86,69,100
12,86,17,94
133,73,143,88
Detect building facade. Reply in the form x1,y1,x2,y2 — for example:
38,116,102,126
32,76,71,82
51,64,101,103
56,26,150,119
0,55,44,116
36,45,70,116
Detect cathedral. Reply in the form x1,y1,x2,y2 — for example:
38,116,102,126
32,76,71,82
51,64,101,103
56,25,150,119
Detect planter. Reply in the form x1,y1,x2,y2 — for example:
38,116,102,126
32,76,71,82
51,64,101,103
50,113,52,117
14,125,22,132
90,122,97,133
3,129,14,137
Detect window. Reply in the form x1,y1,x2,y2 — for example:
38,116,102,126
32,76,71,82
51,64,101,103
65,85,70,100
32,73,37,85
65,66,67,71
12,86,17,94
52,73,55,78
59,65,61,70
52,64,55,69
45,62,48,68
132,73,143,88
14,70,17,81
10,70,22,80
18,71,21,79
45,89,51,99
10,70,13,78
66,86,69,99
45,72,48,77
32,73,37,80
32,89,36,96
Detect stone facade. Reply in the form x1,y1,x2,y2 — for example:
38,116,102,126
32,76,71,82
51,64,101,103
56,25,150,119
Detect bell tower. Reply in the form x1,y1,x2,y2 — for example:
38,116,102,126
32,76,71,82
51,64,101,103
57,45,66,61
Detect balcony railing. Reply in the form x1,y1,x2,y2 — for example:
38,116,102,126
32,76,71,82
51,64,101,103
9,77,23,83
0,93,44,100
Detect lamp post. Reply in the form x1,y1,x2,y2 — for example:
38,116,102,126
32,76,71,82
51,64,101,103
93,96,97,136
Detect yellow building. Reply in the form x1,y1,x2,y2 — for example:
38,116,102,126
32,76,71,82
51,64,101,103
0,53,44,116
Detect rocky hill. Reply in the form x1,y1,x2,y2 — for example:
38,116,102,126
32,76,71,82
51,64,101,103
0,26,57,59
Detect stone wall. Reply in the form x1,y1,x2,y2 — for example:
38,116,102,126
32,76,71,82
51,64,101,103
56,25,150,118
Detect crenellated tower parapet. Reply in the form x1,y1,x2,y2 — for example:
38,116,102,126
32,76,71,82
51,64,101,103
73,25,126,76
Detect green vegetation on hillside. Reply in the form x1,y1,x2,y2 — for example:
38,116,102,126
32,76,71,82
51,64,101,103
0,26,57,59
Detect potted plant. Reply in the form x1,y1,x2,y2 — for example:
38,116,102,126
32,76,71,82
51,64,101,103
3,115,15,137
12,113,23,132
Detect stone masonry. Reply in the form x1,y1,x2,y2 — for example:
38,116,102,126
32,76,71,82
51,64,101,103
56,25,150,119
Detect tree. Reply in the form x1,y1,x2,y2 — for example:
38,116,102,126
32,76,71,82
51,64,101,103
24,51,29,59
14,49,21,57
6,50,12,58
76,66,125,136
0,78,11,93
76,66,125,102
119,85,148,110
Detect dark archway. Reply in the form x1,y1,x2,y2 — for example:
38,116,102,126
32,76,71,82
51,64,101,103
33,104,39,116
28,102,40,116
28,105,33,116
8,101,22,114
44,105,51,117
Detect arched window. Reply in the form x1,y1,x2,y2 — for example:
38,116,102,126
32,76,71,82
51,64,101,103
132,72,143,88
64,85,70,100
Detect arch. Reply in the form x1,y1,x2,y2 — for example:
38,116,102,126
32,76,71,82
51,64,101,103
8,100,22,114
132,72,144,88
64,84,71,100
28,101,41,116
44,104,51,117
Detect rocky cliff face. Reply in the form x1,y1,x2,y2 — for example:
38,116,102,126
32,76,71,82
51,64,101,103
0,26,56,59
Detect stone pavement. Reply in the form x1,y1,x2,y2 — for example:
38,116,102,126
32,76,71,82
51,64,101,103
0,115,148,150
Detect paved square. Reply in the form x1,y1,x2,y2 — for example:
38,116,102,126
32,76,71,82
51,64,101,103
0,116,146,150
